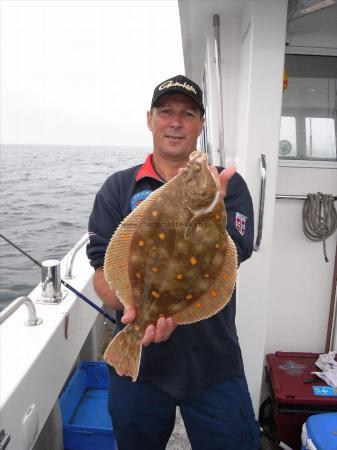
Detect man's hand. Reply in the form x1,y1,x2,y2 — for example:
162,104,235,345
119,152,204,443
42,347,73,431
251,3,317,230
121,305,177,347
209,165,236,199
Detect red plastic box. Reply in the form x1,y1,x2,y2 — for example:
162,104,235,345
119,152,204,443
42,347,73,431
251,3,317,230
265,352,337,450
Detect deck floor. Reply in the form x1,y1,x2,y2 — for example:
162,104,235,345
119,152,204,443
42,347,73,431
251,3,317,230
166,409,276,450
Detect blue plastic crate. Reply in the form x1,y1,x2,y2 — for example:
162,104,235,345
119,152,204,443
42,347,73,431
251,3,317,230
301,412,337,450
60,361,116,450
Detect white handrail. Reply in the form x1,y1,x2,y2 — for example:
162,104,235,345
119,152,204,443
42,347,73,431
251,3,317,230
0,296,42,326
213,14,225,166
254,154,267,252
65,232,91,279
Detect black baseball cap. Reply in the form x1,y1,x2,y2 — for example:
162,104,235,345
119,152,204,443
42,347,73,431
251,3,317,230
151,74,205,115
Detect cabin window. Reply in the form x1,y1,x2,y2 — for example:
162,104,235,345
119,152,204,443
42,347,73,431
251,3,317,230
279,53,337,165
279,116,296,157
305,117,336,159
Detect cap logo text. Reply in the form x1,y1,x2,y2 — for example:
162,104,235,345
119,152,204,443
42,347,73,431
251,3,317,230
158,80,197,95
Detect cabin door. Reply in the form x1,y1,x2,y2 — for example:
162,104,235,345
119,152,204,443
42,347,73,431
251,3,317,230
215,1,288,413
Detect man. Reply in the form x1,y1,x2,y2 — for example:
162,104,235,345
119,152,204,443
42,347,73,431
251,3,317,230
87,74,259,450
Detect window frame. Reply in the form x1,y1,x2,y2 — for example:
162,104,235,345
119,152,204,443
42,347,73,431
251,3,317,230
278,46,337,169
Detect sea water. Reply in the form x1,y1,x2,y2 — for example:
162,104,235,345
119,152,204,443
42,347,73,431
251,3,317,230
0,145,149,310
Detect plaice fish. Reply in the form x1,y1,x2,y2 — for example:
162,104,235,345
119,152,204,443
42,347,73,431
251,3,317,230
103,150,237,381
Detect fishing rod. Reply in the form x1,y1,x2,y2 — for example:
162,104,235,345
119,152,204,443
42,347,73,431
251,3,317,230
0,233,116,324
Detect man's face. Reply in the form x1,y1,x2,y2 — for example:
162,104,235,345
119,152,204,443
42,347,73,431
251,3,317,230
147,93,205,160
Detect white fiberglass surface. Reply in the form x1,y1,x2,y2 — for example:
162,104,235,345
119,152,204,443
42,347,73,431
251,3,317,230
0,243,98,450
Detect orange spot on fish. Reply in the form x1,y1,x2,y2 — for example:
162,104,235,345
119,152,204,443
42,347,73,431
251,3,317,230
138,240,145,246
151,211,158,217
190,256,198,265
210,290,218,298
195,303,201,308
223,273,229,280
152,267,158,272
176,274,183,280
159,233,166,240
186,294,193,300
151,290,160,299
122,235,129,240
123,284,129,289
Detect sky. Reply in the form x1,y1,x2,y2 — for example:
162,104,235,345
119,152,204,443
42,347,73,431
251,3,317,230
0,0,185,146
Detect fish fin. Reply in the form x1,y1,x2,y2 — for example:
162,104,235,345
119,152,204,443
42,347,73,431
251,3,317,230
104,184,168,306
172,235,237,324
103,326,142,382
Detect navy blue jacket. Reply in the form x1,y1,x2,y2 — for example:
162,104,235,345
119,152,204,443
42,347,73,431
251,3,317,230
87,154,254,399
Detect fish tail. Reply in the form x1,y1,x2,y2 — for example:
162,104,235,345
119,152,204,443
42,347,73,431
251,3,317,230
103,325,142,382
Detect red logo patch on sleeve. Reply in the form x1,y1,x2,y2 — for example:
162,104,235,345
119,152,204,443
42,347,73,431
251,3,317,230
235,212,247,236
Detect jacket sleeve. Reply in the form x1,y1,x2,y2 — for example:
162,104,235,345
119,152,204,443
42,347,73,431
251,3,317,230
86,174,124,269
224,172,254,265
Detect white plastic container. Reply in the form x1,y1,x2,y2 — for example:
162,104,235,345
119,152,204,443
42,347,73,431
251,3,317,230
301,422,317,450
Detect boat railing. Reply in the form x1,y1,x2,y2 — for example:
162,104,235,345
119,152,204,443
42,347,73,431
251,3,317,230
213,14,225,167
65,232,91,279
0,296,42,326
276,194,337,200
254,154,267,252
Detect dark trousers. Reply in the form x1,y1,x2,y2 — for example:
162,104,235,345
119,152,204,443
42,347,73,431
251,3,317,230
108,373,260,450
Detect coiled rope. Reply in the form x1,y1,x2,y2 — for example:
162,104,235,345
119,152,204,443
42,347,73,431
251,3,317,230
302,193,337,262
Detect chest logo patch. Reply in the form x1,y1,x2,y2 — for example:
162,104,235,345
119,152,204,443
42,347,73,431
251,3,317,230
235,212,247,236
130,190,152,211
